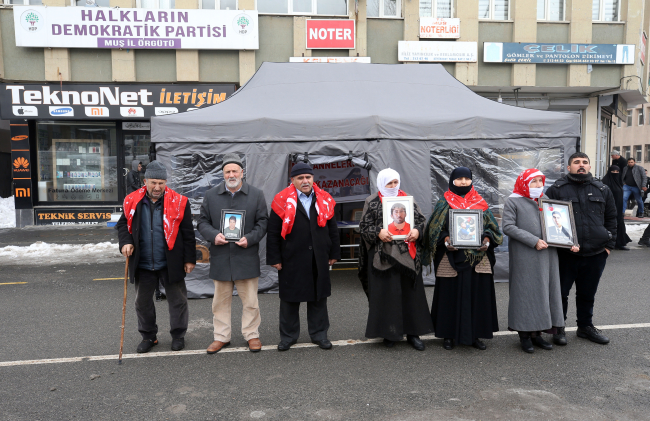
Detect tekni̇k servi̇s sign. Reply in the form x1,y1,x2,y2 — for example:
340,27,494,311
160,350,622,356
13,6,258,50
484,42,635,64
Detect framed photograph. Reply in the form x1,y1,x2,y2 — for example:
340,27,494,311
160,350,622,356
449,209,484,249
538,199,578,249
382,196,415,240
220,210,246,242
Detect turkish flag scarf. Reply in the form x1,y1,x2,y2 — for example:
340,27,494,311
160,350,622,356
378,189,417,260
271,183,335,239
123,186,188,250
443,186,489,211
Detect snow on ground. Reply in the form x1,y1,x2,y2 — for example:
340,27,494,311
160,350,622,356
0,196,15,229
624,223,648,243
0,241,122,266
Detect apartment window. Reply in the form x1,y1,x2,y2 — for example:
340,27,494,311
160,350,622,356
257,0,348,15
479,0,509,20
137,0,175,8
623,146,631,159
639,108,645,126
635,145,643,162
201,0,237,9
367,0,401,18
592,0,619,22
627,110,634,127
617,118,621,128
6,0,43,4
537,0,564,21
645,145,650,162
420,0,452,18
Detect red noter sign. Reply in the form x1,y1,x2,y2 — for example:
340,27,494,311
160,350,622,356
306,19,355,49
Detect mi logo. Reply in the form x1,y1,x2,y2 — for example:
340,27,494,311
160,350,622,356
16,188,30,197
84,106,110,117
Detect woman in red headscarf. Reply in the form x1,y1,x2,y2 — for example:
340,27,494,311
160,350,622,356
502,168,575,354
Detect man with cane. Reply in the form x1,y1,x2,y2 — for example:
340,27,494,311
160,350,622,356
117,161,196,353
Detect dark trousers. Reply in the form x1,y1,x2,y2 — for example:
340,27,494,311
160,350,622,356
279,298,329,343
640,224,650,242
135,268,188,340
557,251,608,328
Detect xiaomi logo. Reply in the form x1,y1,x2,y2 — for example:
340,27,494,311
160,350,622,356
16,188,30,197
13,157,29,172
84,106,109,117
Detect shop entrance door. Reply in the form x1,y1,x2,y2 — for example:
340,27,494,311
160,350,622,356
123,132,151,196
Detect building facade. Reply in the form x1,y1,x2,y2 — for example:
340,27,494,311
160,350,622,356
2,0,649,226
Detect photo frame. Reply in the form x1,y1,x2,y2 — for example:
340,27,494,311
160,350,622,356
538,199,578,249
221,210,246,242
382,196,415,240
448,209,484,249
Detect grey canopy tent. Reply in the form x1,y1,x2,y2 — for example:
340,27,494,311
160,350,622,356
152,62,581,298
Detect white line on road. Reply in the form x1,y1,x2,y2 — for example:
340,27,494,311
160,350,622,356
2,323,649,368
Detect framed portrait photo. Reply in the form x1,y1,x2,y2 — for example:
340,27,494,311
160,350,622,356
449,209,484,249
382,196,415,240
221,210,246,242
538,199,577,249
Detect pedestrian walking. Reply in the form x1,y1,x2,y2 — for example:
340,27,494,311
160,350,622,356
621,157,647,217
602,165,631,250
357,168,433,350
116,161,196,353
266,162,340,351
423,167,503,351
610,150,627,173
126,160,143,194
545,152,617,345
502,169,570,354
197,154,268,354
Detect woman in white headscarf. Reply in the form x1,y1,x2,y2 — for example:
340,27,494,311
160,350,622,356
358,168,433,350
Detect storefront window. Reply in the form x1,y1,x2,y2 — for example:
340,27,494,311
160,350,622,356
123,134,151,192
36,122,118,203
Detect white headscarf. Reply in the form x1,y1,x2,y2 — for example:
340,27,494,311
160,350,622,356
377,168,400,197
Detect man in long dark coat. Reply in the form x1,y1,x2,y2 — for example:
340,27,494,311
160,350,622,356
267,162,341,351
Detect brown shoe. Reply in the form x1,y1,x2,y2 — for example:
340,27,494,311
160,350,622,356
248,338,262,353
206,340,230,354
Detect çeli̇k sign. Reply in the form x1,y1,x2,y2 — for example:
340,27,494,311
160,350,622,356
13,6,258,50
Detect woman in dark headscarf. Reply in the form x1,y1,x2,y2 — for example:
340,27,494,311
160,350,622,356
358,168,433,351
423,167,503,350
602,165,631,249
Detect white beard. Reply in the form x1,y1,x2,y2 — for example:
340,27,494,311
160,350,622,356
226,178,241,189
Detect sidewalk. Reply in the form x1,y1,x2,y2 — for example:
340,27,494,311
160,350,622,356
0,224,118,247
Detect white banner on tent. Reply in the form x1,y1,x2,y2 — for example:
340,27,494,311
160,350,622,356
398,41,477,62
291,161,370,203
289,57,371,63
13,6,259,50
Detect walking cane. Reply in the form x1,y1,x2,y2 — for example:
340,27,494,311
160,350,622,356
118,256,129,365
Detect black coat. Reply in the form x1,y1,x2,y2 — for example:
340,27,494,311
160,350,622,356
612,156,628,173
546,174,617,256
116,198,196,284
126,170,141,194
266,198,341,302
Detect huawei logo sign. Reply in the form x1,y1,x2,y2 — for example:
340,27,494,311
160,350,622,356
13,157,29,172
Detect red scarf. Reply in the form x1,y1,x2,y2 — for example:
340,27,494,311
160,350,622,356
123,186,188,250
444,186,489,211
378,189,417,259
271,183,335,239
511,168,545,201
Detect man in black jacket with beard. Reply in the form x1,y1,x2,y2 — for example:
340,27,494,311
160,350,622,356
546,152,617,346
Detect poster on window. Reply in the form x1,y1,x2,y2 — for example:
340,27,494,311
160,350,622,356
291,160,371,203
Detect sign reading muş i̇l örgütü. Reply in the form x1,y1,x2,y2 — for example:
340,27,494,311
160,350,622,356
483,42,635,64
13,6,258,50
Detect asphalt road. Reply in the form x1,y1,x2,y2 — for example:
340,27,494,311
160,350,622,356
0,247,649,420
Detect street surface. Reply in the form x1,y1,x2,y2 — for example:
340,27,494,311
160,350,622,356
0,225,648,420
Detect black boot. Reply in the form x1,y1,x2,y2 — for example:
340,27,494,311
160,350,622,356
531,333,553,350
553,326,567,346
518,332,534,353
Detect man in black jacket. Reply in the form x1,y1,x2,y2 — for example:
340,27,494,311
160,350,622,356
267,162,341,351
610,150,627,172
546,152,617,346
117,161,196,353
126,160,143,194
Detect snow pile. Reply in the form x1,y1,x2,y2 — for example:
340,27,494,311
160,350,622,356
0,196,15,229
0,241,123,265
625,223,648,242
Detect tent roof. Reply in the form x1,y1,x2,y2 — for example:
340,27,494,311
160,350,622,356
152,62,581,143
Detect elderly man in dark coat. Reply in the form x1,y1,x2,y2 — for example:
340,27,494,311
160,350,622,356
117,161,196,353
267,162,341,351
197,154,268,354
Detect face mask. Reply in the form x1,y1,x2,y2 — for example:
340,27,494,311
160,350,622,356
529,187,544,199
